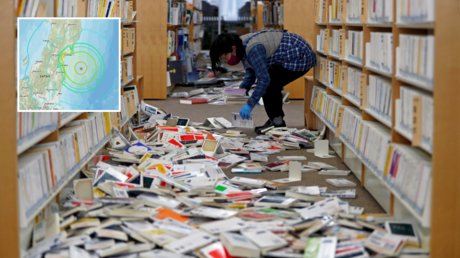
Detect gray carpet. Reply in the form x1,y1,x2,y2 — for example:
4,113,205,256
146,87,385,214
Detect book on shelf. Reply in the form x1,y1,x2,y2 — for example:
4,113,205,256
315,0,328,23
346,0,362,23
328,60,342,91
396,34,434,88
396,86,433,151
315,55,328,86
54,0,87,17
316,28,327,54
329,0,341,23
346,30,363,64
17,113,59,144
262,1,282,25
310,86,342,131
367,0,393,23
329,29,341,57
193,10,203,24
167,0,187,25
367,75,392,122
367,32,393,74
347,66,362,102
396,0,435,24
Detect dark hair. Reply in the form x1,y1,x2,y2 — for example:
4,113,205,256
210,33,244,72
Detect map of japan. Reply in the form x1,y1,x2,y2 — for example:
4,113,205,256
18,18,120,111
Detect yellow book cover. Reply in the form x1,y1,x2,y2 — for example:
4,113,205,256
103,112,112,136
74,132,81,163
98,0,106,17
383,145,394,178
148,164,167,174
110,0,116,17
332,0,336,20
94,187,106,198
18,0,26,16
318,94,324,112
335,65,341,88
326,99,331,118
357,123,363,151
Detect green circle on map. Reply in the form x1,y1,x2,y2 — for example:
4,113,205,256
58,43,105,93
69,56,92,80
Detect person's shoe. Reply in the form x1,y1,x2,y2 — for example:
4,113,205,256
255,117,286,134
272,116,286,128
254,119,273,134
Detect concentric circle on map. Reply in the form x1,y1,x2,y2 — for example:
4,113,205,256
58,43,104,93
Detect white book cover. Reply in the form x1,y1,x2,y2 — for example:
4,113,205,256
241,230,287,252
297,198,342,219
326,178,357,187
164,231,217,254
200,217,247,235
220,232,259,253
229,177,266,188
190,206,238,219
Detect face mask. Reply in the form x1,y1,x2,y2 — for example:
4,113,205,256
227,54,240,66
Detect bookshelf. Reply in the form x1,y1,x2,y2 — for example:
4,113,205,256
306,0,460,254
1,1,144,256
0,1,19,257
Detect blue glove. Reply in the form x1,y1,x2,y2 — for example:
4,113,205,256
239,104,254,120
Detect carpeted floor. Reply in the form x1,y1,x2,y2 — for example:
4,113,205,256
145,87,385,214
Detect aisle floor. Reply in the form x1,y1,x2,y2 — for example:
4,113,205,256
146,91,385,213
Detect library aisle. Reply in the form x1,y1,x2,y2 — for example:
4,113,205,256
3,0,460,257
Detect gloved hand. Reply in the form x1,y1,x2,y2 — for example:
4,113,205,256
239,104,254,120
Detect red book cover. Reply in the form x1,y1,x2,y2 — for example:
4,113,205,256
180,98,209,104
226,192,255,198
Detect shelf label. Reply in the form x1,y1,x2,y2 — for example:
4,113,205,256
341,65,348,96
315,0,320,22
319,59,326,83
359,73,367,109
324,29,330,55
361,0,368,23
412,95,423,147
334,63,340,90
335,106,346,137
339,29,346,59
341,0,347,22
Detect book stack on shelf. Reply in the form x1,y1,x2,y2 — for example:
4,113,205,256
366,32,393,76
262,1,284,27
304,0,442,245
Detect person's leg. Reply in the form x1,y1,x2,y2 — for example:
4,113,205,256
262,65,309,121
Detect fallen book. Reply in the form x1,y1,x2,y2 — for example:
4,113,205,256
180,99,210,105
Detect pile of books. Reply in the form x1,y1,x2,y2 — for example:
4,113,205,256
24,104,429,258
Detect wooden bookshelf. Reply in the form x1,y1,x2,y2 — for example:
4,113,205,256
250,1,264,32
430,1,460,256
0,1,19,257
283,0,314,99
304,0,460,254
3,1,144,256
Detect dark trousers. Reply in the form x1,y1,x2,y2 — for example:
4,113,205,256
262,65,309,120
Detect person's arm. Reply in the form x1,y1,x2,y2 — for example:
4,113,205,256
246,45,270,107
239,67,256,91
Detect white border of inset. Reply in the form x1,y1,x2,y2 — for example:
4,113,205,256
17,17,121,112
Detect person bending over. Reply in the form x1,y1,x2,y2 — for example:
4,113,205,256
210,30,316,134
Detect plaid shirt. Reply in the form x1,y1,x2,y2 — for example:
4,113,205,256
240,31,316,107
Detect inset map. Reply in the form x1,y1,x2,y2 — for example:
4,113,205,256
18,18,120,111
